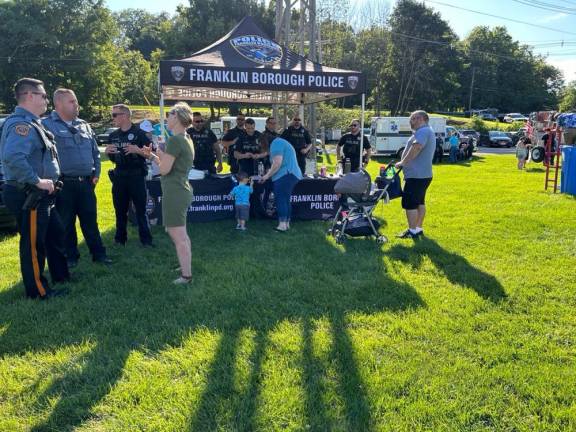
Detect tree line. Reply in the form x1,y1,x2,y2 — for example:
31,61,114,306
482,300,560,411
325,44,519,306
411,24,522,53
0,0,573,120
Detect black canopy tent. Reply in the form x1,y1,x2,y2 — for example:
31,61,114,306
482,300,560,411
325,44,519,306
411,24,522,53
158,16,367,169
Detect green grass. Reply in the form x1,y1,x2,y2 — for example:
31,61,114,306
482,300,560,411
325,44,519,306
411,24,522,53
1,155,575,431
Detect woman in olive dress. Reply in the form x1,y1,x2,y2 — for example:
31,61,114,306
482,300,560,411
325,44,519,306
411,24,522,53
145,102,195,284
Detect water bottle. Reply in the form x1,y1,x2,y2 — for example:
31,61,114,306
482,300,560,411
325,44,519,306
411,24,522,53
258,161,264,177
379,165,386,178
344,158,351,174
320,165,327,177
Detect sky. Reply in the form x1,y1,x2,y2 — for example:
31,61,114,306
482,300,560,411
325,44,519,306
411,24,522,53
105,0,576,81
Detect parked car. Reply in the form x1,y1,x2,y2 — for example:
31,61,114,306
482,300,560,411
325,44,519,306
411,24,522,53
503,113,528,123
476,113,498,122
95,127,118,145
479,131,514,148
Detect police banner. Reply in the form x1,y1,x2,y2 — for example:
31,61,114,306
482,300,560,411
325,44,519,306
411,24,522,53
160,63,365,94
145,177,339,224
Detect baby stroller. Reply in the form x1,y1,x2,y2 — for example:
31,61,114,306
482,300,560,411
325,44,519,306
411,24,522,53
328,164,402,245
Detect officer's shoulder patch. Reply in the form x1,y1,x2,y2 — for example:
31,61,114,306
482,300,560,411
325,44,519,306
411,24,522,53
15,124,30,136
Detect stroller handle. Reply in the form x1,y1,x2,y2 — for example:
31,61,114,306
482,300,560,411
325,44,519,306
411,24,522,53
382,161,403,176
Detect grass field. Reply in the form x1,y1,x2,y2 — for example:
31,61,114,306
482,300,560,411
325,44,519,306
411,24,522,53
1,155,575,431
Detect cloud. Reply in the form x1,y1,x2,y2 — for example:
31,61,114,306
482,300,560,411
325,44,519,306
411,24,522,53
547,58,576,81
539,13,567,23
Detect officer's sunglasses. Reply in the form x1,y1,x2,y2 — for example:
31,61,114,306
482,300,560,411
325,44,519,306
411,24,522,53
350,124,359,128
194,120,204,124
26,91,48,100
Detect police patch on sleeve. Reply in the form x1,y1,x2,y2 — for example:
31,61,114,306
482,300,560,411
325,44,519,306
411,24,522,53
15,125,30,136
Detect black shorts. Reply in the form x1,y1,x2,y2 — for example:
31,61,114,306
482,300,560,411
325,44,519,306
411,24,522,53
402,178,432,210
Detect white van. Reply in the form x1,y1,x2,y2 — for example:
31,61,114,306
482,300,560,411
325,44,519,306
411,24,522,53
369,117,447,158
210,116,267,139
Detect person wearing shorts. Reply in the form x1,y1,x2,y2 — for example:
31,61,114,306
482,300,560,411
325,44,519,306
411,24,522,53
395,110,436,239
230,172,253,231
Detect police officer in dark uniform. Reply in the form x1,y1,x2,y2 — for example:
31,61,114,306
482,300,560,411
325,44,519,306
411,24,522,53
186,112,222,174
281,115,313,175
0,78,69,299
262,116,279,145
336,119,372,172
42,88,112,267
104,104,153,247
234,118,265,176
221,113,246,174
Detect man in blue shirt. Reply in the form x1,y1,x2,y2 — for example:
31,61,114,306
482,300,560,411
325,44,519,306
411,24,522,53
395,110,436,239
0,78,69,299
42,88,111,267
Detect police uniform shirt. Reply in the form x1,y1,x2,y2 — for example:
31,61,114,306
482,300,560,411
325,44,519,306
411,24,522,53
42,111,100,178
281,126,311,150
0,106,60,185
338,132,371,160
235,131,262,175
187,126,218,166
108,124,151,172
222,126,246,155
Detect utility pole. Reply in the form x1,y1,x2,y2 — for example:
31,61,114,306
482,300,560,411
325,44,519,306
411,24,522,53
468,66,476,113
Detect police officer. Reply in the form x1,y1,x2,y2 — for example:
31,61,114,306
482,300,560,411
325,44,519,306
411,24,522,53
221,113,246,174
336,119,371,172
42,88,112,267
262,116,279,144
0,78,69,299
186,112,222,174
281,115,312,175
104,104,153,247
234,118,265,176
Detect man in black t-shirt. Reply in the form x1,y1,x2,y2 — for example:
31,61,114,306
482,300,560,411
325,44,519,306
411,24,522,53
221,113,246,174
337,119,371,172
281,115,312,175
104,104,153,246
187,112,222,174
233,118,265,176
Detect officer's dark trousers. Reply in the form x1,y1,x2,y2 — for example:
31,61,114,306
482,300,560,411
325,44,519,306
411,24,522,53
111,174,152,245
296,152,307,175
3,185,69,298
57,178,106,261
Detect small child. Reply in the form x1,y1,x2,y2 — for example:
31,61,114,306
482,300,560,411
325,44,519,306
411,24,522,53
230,172,253,231
516,138,528,170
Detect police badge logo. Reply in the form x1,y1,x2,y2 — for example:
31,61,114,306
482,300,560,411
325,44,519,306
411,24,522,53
171,66,185,82
230,35,283,65
128,134,134,141
347,76,359,90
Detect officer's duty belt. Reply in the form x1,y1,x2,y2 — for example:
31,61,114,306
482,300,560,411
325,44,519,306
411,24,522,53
61,175,92,182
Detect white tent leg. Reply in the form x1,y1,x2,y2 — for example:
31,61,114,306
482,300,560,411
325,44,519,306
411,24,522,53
360,93,365,171
159,93,166,138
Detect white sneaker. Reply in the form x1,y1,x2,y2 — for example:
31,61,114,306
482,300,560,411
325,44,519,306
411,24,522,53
173,276,192,285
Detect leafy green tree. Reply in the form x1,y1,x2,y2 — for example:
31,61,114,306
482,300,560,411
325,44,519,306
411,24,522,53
114,9,172,60
0,0,122,115
381,0,462,115
559,81,576,112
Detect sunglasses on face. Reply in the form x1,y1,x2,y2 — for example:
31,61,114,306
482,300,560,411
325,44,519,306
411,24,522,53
112,112,126,118
293,119,301,121
28,91,48,100
194,120,203,124
236,118,245,122
350,124,359,128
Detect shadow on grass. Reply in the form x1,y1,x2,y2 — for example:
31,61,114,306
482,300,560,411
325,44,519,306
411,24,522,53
388,236,506,302
0,220,424,431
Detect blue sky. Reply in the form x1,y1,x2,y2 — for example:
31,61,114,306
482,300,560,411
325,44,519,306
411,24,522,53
105,0,576,81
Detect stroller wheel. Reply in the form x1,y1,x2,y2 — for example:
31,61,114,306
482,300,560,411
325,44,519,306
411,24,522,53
377,235,388,245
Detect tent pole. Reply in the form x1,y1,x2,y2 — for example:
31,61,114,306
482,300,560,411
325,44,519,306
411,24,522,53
360,93,365,171
159,92,165,138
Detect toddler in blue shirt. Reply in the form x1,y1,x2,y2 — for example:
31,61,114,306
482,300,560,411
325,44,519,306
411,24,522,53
230,172,253,230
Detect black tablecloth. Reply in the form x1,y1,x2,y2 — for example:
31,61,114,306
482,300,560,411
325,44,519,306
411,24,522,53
145,175,340,224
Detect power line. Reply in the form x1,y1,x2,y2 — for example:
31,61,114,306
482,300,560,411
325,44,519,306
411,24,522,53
424,0,576,36
510,0,576,14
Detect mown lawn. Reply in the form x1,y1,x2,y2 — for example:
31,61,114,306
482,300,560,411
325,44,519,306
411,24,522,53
0,155,575,432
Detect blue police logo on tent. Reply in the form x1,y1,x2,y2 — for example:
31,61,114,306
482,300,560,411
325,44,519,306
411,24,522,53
230,35,283,65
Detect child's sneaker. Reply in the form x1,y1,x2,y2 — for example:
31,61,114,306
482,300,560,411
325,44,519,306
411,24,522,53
240,226,247,231
236,224,242,230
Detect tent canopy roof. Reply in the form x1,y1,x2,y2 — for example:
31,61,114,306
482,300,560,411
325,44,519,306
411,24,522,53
159,16,365,105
